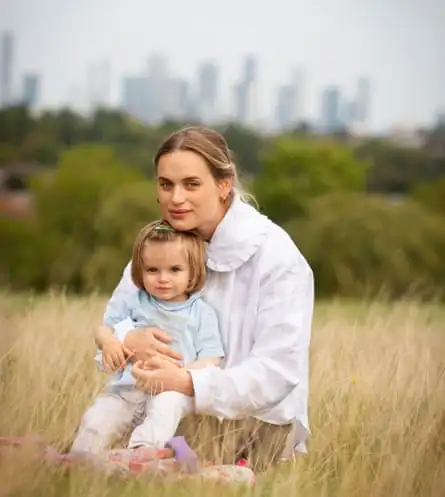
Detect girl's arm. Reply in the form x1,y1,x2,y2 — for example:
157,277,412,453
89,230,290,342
95,324,115,350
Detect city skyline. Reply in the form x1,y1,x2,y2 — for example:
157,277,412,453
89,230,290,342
1,0,444,132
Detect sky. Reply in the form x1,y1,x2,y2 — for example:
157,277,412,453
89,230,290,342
1,0,444,132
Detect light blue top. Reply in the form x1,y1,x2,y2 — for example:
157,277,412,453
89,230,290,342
95,290,225,387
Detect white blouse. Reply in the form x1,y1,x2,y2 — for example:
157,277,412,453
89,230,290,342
111,196,314,456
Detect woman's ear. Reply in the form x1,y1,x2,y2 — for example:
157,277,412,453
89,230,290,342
218,178,233,202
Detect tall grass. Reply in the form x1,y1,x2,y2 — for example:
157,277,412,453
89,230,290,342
1,293,444,496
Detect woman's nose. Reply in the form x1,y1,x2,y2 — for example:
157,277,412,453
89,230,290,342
171,186,185,204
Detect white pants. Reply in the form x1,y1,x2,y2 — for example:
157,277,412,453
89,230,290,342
71,387,193,456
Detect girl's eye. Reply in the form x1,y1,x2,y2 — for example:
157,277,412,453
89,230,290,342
171,266,182,272
146,267,157,273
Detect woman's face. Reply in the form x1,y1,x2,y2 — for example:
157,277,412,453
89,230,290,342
156,150,231,238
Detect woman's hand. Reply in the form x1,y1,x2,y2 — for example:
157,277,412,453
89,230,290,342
123,327,183,365
131,357,194,396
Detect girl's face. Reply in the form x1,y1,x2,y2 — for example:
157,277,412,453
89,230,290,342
156,150,232,240
141,240,190,302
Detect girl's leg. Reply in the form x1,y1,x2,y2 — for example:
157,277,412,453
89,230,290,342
70,390,141,456
128,391,193,449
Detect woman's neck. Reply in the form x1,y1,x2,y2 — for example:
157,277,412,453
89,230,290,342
196,201,232,242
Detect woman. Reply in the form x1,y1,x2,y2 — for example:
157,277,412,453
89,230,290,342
98,126,314,472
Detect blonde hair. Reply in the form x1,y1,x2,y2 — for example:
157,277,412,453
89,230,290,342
153,125,257,206
131,220,207,294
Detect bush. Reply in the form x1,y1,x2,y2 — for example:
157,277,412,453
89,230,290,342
82,181,160,293
0,145,152,292
254,137,366,223
411,177,445,216
285,193,445,299
0,217,46,290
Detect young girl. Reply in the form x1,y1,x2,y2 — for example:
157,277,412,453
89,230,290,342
70,221,224,457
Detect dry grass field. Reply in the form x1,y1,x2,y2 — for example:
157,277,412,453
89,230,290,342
0,292,444,497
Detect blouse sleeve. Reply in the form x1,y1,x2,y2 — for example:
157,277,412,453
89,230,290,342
188,253,314,420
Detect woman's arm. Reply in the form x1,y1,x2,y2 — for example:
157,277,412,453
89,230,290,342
132,253,314,419
191,258,313,418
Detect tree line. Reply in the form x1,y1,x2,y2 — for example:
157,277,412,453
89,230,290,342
1,105,444,300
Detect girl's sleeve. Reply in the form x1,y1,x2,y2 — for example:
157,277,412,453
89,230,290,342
195,302,225,359
104,262,139,342
95,264,137,371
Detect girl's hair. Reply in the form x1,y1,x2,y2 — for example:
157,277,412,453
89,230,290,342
153,125,256,206
131,220,207,294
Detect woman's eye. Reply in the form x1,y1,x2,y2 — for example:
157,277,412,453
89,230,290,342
160,182,172,190
186,182,199,189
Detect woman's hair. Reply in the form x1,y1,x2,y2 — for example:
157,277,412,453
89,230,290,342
153,125,256,205
131,220,207,294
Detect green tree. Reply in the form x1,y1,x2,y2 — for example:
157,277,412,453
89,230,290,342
82,181,160,292
0,143,20,165
0,105,33,146
285,193,445,299
29,144,144,290
254,137,366,223
221,124,264,175
356,139,437,194
20,131,59,164
0,217,46,290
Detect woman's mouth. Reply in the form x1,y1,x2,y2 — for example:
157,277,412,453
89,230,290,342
169,209,191,219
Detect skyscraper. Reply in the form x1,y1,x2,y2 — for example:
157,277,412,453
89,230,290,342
22,74,40,108
244,56,257,84
0,32,14,108
121,75,151,124
275,67,306,130
275,85,294,130
165,77,190,122
233,56,259,127
147,55,169,124
353,77,371,123
320,86,344,132
196,61,219,123
86,59,111,111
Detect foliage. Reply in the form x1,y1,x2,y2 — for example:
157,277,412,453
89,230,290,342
285,193,445,299
254,137,367,223
0,217,45,290
27,145,145,291
1,106,445,299
355,138,445,193
411,177,445,216
1,105,444,195
83,181,160,292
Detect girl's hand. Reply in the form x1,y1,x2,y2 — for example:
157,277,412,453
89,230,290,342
101,336,133,373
